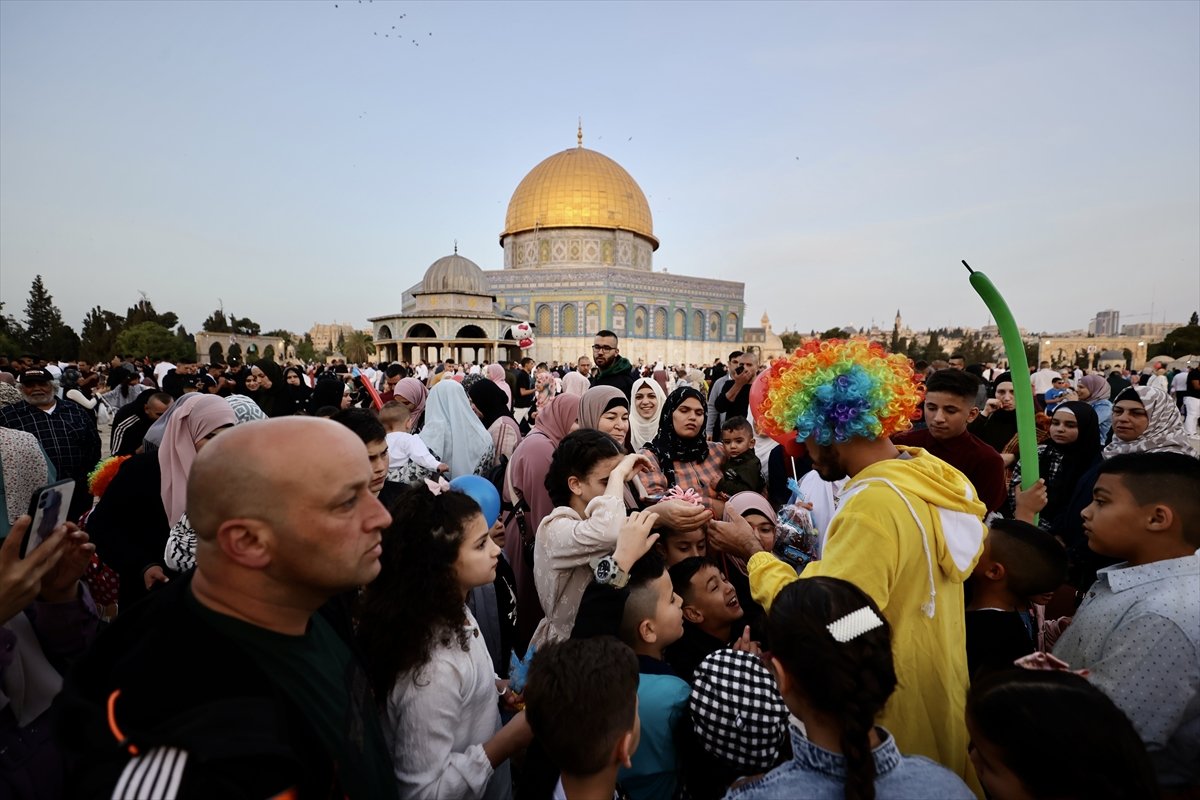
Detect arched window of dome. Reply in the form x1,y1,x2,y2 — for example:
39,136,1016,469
673,309,686,338
634,306,648,338
509,305,529,321
653,307,667,338
585,302,600,333
726,313,739,340
709,312,723,341
612,304,627,334
561,304,578,336
456,324,487,339
691,310,705,340
536,305,554,336
407,323,438,338
378,325,393,340
263,345,275,361
209,342,224,363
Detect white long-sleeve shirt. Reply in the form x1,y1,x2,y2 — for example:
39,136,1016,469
384,608,511,800
386,431,442,471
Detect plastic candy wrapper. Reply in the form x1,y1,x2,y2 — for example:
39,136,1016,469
508,644,536,695
774,478,820,572
665,485,704,506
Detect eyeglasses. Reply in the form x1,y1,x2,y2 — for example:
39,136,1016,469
592,345,615,352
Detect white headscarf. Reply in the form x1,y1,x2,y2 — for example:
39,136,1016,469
418,379,494,478
629,377,667,452
1103,385,1195,458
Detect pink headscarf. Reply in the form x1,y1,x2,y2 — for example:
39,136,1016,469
487,363,512,407
159,394,236,525
532,394,579,447
722,491,776,523
394,377,428,417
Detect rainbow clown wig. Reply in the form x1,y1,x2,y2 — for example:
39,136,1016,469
755,339,922,446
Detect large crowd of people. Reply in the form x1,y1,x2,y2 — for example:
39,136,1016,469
0,334,1197,799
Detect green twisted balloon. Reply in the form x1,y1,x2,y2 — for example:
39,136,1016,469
963,260,1039,513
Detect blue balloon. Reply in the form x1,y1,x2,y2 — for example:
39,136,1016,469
449,475,501,528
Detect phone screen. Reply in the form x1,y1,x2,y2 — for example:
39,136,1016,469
23,479,75,558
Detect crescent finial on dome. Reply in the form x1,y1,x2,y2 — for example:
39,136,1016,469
577,117,583,148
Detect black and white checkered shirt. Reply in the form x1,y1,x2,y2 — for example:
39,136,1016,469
2,398,101,518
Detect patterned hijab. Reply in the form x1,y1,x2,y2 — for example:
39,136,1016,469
645,386,710,466
1103,386,1194,458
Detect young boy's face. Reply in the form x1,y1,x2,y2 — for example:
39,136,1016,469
658,528,707,566
721,426,752,458
683,565,743,629
647,573,685,647
923,391,978,440
1081,473,1145,561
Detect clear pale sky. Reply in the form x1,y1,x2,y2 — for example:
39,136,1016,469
2,0,1197,339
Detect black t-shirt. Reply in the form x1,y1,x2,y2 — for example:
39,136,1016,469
188,592,396,800
513,369,534,408
1187,368,1200,400
965,609,1035,679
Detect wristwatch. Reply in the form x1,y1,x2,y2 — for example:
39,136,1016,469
591,555,630,589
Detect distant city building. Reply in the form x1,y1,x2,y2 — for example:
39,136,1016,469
1120,322,1183,340
308,322,360,353
1088,309,1120,336
742,312,785,361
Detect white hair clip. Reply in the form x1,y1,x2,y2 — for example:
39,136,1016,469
424,477,451,495
826,607,884,643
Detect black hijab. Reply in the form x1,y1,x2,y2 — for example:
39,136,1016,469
307,375,345,415
1040,400,1102,520
283,366,312,415
644,386,710,469
467,379,513,430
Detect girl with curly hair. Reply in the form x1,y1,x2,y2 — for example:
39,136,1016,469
357,483,531,799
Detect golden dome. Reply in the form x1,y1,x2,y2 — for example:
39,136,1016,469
502,146,658,249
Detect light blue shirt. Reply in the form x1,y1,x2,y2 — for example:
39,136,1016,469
1054,550,1200,787
724,725,973,800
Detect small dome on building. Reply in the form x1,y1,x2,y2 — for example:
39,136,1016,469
421,253,489,295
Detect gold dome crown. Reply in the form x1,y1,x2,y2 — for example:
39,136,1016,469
502,143,657,249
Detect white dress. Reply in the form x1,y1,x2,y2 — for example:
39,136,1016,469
384,607,512,800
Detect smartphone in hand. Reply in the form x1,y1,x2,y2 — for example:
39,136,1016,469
23,478,75,558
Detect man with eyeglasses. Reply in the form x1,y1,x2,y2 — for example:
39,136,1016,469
589,330,635,398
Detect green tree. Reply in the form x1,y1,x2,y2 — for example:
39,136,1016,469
819,327,850,340
264,329,294,347
125,298,178,330
115,322,189,361
79,306,126,363
0,301,26,358
956,332,997,365
343,331,375,363
22,275,79,359
779,331,804,352
1189,311,1198,327
229,315,260,336
295,333,316,363
336,331,347,353
1148,321,1200,359
921,330,948,363
202,308,231,333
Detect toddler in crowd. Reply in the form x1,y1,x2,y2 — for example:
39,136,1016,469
524,637,641,800
717,417,765,496
379,400,447,477
965,519,1067,678
726,576,973,799
1052,451,1200,790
